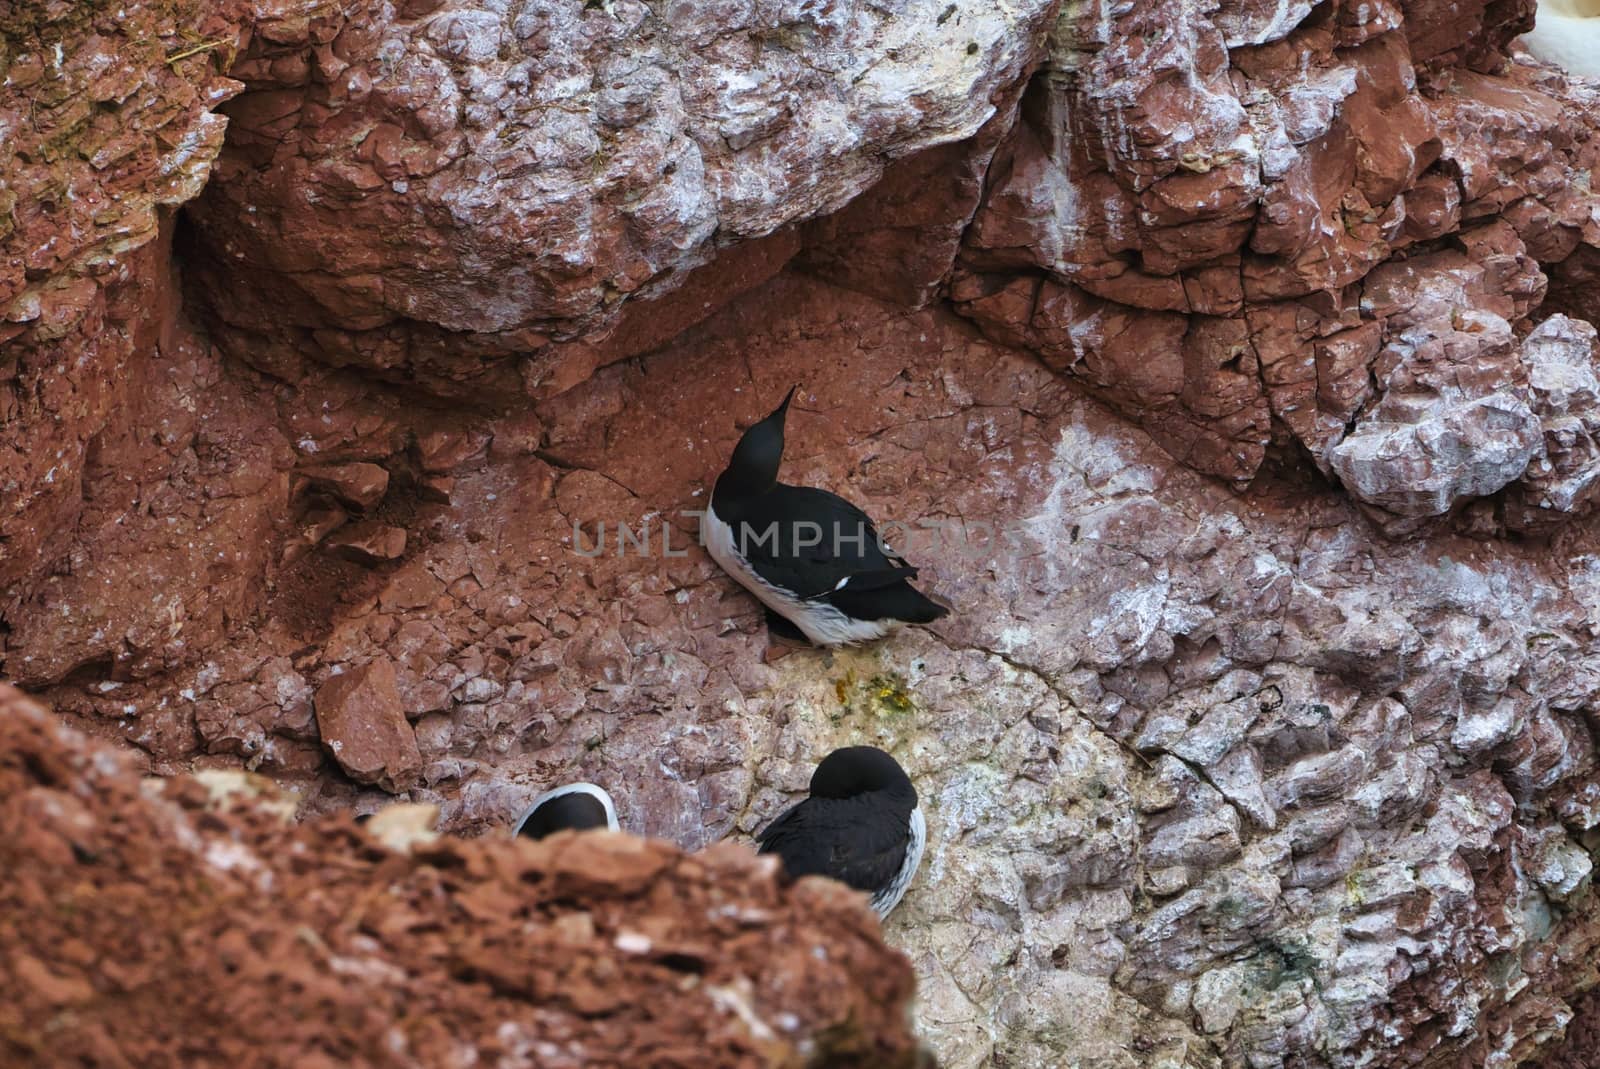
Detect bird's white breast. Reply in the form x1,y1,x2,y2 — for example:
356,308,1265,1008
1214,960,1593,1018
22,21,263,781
872,805,926,919
703,503,895,647
1522,0,1600,78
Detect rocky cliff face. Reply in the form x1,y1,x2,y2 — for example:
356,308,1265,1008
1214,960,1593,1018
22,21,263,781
5,0,1600,1066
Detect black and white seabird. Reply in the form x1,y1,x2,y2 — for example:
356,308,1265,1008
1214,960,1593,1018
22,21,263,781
510,782,619,840
1521,0,1600,78
755,746,925,919
706,386,950,647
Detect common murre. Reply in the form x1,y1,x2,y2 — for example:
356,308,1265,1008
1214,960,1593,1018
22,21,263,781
510,782,619,840
1521,0,1600,79
755,746,925,919
705,386,950,647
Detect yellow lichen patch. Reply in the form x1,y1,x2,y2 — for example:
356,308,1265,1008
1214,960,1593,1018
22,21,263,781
834,668,856,707
824,661,918,723
866,674,916,718
769,647,924,762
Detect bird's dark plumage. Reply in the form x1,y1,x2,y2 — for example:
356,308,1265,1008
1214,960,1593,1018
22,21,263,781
756,746,925,918
511,782,619,841
706,387,950,646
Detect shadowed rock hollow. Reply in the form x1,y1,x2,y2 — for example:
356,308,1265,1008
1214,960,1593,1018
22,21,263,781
5,0,1600,1066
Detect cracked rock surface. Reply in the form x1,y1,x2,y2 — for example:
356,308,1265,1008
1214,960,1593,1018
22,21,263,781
17,272,1600,1067
6,1,1600,1067
954,0,1600,534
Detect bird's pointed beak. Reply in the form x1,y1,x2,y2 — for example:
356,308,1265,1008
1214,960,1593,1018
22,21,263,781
773,384,799,419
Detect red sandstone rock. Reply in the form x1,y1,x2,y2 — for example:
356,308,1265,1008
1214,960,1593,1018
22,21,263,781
327,519,408,565
796,70,1039,309
7,2,1600,1068
0,0,248,601
0,684,924,1068
415,427,492,474
954,0,1600,499
282,503,349,564
1542,988,1600,1069
182,0,1060,392
518,228,806,401
378,560,447,614
1507,316,1600,528
418,474,455,504
303,504,350,541
297,462,390,509
313,658,421,791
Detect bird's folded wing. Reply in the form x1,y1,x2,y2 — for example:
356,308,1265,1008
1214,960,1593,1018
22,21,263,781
755,797,907,894
799,565,919,600
737,485,918,599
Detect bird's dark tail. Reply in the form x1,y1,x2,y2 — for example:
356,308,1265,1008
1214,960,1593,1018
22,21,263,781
832,581,951,624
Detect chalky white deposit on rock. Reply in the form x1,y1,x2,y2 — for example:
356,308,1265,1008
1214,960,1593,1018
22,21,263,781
193,0,1057,338
1510,315,1600,523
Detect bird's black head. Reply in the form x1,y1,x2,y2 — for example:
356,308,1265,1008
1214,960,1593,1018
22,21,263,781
714,386,797,502
809,746,916,804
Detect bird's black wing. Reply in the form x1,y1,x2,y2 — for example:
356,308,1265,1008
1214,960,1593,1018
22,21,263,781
728,485,916,600
755,795,908,895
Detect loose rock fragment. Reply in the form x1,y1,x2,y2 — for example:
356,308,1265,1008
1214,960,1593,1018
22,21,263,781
188,769,301,824
283,504,349,563
416,429,492,473
363,802,441,852
327,520,408,565
314,658,422,792
299,462,391,510
418,474,455,504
